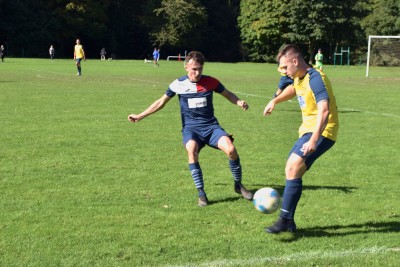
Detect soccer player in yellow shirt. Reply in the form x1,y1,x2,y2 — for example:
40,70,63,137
263,44,338,234
74,39,86,76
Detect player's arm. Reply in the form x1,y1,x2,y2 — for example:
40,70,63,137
263,85,295,116
220,88,248,110
301,70,330,155
301,100,329,155
128,94,172,123
82,48,86,60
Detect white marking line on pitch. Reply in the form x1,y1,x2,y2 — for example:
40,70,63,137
165,246,396,267
234,91,400,118
35,70,168,86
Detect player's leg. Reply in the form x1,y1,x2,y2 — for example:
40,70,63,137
215,134,253,200
266,134,335,234
76,58,81,75
183,129,208,207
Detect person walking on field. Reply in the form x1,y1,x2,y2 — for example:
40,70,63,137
74,39,86,76
128,51,253,207
315,48,324,71
0,45,5,63
49,45,55,60
153,47,160,67
263,44,338,234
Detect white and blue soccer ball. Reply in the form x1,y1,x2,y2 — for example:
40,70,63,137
253,187,281,214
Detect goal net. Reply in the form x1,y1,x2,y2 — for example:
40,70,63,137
366,35,400,77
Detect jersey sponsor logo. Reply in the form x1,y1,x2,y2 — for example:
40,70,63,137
297,95,306,109
188,97,207,108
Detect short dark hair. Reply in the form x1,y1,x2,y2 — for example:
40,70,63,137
185,51,205,65
276,44,303,62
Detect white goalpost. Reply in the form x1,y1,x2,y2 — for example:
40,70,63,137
366,35,400,77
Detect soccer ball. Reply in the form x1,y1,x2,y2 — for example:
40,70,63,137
253,187,281,214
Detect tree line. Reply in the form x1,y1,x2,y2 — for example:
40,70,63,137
0,0,399,62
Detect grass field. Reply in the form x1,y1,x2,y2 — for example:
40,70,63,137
1,58,399,266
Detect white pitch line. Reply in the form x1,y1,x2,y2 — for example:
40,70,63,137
165,246,396,267
234,91,400,118
33,71,400,119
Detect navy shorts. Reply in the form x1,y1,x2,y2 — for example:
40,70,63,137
182,125,229,150
75,58,82,63
289,133,335,170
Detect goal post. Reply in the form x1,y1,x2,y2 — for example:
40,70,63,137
366,35,400,77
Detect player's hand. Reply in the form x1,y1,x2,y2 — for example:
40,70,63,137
128,114,141,123
300,141,317,156
237,100,249,110
263,100,275,116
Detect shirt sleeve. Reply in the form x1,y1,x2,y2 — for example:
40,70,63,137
165,87,176,98
309,69,329,103
278,76,294,90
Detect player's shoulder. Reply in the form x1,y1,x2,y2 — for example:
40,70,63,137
169,75,190,88
177,75,189,82
281,75,293,83
308,68,324,79
198,75,221,87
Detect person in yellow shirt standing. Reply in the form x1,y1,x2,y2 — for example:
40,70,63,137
263,44,338,234
74,39,86,76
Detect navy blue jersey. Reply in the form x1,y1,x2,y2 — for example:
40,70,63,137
278,75,294,90
165,75,225,129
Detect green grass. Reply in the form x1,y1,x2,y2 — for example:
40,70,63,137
0,58,399,266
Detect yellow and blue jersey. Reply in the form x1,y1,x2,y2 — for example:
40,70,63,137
74,44,84,59
294,68,338,141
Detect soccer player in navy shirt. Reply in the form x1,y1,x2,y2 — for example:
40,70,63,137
273,66,294,98
128,51,253,207
153,47,160,67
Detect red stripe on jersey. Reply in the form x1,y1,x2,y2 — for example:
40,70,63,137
196,76,220,92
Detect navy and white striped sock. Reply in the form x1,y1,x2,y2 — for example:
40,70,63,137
229,157,242,186
189,162,205,196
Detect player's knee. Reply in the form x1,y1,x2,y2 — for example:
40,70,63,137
224,144,237,158
285,161,306,178
185,141,199,159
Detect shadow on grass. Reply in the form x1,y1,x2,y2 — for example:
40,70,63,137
209,184,356,206
275,220,400,242
254,184,357,194
207,196,243,206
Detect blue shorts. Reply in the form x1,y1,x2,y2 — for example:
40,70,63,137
289,133,335,170
76,58,82,63
182,125,230,150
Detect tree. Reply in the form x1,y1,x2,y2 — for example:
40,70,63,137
361,0,400,36
238,0,286,62
0,0,55,57
238,0,369,63
150,0,207,48
198,0,242,61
